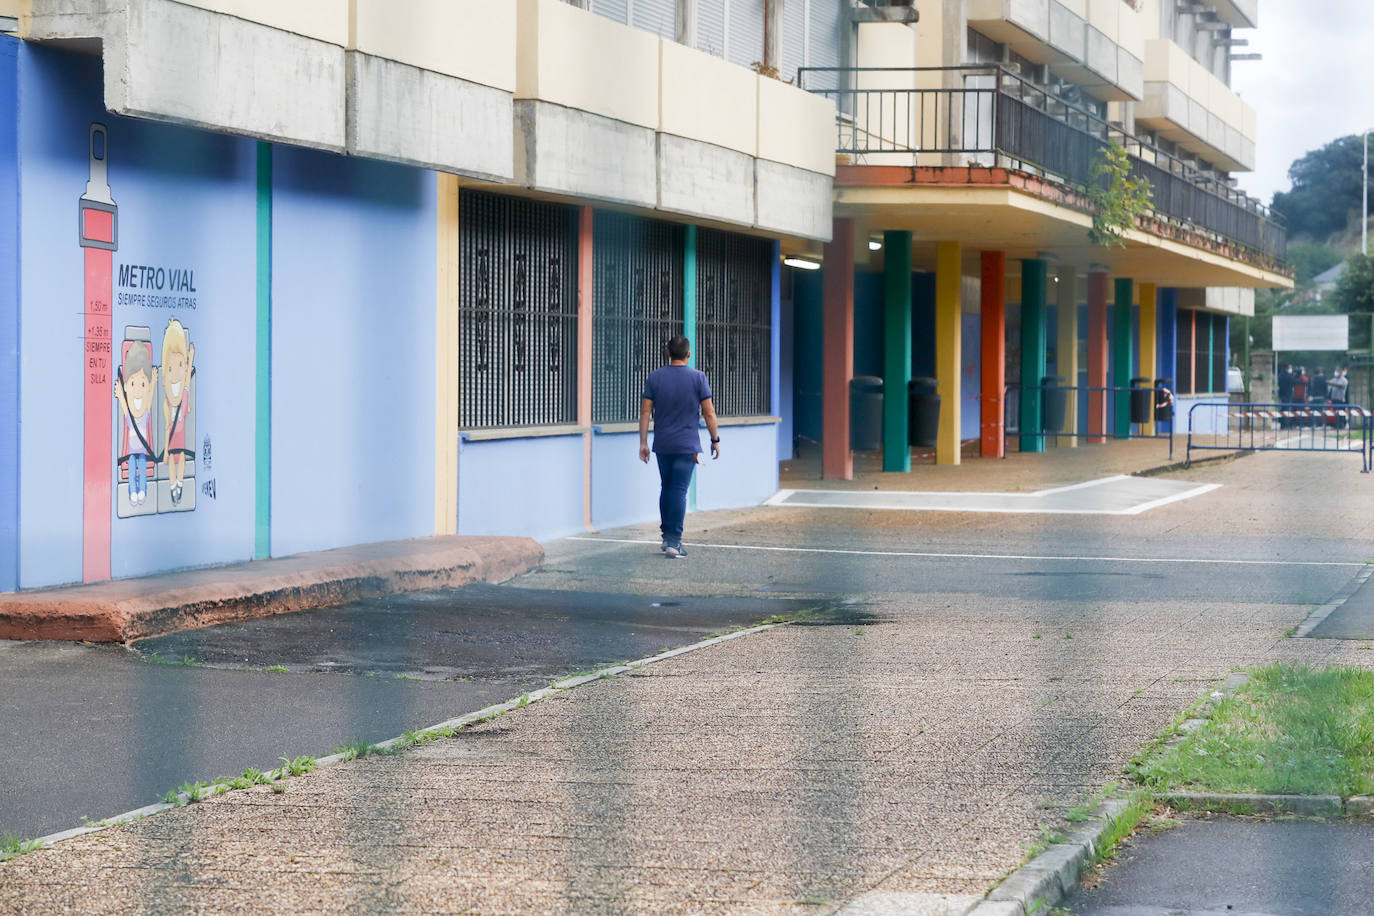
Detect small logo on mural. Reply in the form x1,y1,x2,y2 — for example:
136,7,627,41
114,320,197,517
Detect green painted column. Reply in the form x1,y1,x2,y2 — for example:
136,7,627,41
1019,258,1048,453
254,142,272,560
882,230,912,472
1113,277,1134,439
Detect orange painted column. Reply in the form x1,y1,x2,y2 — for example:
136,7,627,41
822,218,856,480
1087,270,1109,443
979,251,1006,458
578,206,595,529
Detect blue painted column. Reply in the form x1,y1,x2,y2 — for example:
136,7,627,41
255,142,273,559
770,238,781,429
1113,277,1134,439
1019,258,1048,453
883,230,912,471
1157,288,1178,433
685,224,698,509
0,36,18,591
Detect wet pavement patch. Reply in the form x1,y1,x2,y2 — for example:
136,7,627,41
133,584,820,677
3,584,819,840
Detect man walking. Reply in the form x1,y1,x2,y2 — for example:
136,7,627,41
639,336,720,558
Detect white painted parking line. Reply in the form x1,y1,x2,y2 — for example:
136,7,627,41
566,537,1366,568
763,476,1219,516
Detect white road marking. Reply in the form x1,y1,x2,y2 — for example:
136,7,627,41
567,536,1366,568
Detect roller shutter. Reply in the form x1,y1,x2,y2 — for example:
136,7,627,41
633,0,677,39
727,0,766,70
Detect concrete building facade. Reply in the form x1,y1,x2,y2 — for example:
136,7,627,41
0,0,1286,593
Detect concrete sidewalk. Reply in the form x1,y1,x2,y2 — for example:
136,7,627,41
0,536,543,643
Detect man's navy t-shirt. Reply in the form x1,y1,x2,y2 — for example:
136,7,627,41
642,365,712,454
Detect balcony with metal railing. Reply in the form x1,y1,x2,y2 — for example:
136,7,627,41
797,65,1286,265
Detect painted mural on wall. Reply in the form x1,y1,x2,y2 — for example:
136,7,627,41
113,319,197,517
78,123,203,522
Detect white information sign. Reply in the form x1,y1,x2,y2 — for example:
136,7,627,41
1272,315,1348,352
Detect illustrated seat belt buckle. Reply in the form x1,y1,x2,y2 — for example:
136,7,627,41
79,124,117,251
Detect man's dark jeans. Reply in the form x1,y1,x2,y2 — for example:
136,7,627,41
656,452,696,544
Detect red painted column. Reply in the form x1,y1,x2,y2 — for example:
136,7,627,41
979,251,1006,458
80,125,117,582
822,218,855,480
578,206,594,530
1087,270,1108,444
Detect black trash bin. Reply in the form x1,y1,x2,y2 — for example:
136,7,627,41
849,376,883,451
1130,377,1153,424
1153,378,1174,423
1040,376,1067,433
908,377,940,448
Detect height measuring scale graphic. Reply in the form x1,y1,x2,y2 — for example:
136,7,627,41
79,124,117,582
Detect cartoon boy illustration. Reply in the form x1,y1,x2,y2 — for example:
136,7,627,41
160,319,194,506
114,342,156,506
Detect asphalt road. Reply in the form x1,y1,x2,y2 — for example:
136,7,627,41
1064,814,1374,915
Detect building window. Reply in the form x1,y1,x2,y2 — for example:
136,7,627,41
696,228,772,417
459,191,580,429
592,212,685,425
1175,309,1228,395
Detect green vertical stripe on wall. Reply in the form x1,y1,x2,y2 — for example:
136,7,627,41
1113,278,1134,439
255,142,272,559
1019,259,1047,453
684,224,698,511
882,230,913,472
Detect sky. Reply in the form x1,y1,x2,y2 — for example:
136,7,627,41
1230,2,1374,205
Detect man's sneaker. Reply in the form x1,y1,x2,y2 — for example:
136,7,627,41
664,542,687,559
660,538,670,553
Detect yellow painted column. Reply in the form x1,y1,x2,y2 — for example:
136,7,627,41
1056,266,1078,447
1139,282,1157,437
936,241,962,466
434,174,460,535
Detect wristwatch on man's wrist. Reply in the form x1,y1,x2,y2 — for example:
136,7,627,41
711,437,720,444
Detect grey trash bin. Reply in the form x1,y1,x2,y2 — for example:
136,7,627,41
1040,376,1066,432
908,377,940,448
849,376,883,451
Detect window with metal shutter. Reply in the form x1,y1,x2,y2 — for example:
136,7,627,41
696,228,772,418
592,212,685,425
727,0,765,70
633,0,677,39
807,0,843,90
781,0,805,83
459,191,580,429
592,0,629,25
698,0,726,57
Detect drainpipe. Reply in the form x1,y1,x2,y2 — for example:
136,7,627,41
677,0,697,47
764,0,782,73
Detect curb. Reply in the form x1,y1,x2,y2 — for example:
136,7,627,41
0,535,542,643
11,619,788,859
1292,563,1374,638
962,797,1136,916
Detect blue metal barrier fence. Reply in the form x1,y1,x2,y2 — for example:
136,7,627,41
1184,402,1372,472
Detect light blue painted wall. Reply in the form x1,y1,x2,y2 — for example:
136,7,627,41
17,44,258,587
591,431,661,532
695,423,778,511
1176,396,1229,434
0,37,18,592
778,297,794,460
270,146,437,557
960,313,981,442
458,435,585,542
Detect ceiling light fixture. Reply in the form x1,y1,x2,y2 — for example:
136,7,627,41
782,256,822,271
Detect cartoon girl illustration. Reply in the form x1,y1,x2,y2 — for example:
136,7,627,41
114,342,156,507
160,318,195,506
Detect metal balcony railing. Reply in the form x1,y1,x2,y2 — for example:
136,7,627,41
797,65,1286,262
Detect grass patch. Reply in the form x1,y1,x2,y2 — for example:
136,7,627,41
1,832,44,861
1135,662,1374,797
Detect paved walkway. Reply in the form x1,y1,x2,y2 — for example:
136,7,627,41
4,450,1373,914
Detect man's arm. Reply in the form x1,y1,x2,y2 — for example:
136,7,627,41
701,397,720,459
638,398,653,463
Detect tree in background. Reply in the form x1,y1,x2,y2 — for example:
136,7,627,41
1271,135,1367,239
1332,254,1374,314
1286,243,1341,287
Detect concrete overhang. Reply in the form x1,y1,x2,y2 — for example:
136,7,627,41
1210,0,1257,29
832,173,1291,290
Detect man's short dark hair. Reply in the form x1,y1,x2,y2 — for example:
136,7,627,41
666,336,691,360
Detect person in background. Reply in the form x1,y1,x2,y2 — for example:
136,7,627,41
1328,366,1350,429
638,336,720,559
1310,367,1328,404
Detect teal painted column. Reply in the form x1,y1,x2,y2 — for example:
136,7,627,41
1113,277,1134,439
254,142,272,560
684,224,698,511
882,230,912,471
684,224,697,366
1019,258,1048,453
